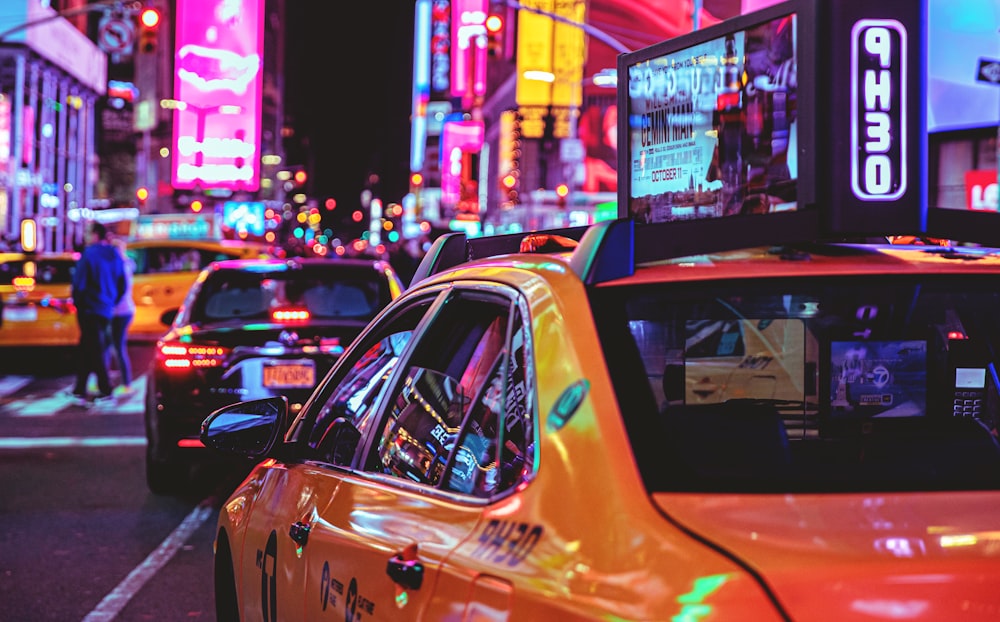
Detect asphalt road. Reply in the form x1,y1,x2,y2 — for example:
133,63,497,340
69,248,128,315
0,343,247,622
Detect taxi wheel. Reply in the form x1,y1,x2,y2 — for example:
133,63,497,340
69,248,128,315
214,530,240,621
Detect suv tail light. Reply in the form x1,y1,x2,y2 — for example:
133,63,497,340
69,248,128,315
157,342,230,369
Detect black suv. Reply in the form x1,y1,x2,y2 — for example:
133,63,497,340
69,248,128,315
144,256,405,493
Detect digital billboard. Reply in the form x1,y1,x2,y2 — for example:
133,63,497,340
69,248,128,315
172,0,264,192
926,0,999,133
624,11,799,223
618,0,935,261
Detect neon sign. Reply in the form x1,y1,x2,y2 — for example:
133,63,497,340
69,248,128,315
172,0,264,192
851,19,907,201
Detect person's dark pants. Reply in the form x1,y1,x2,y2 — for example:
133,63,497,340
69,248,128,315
74,312,114,397
107,313,133,386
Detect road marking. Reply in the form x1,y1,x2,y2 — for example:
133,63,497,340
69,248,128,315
0,436,145,449
13,391,83,416
0,375,31,396
4,376,147,416
81,504,215,622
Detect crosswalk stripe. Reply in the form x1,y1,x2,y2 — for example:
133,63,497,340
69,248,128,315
0,375,32,396
2,376,148,416
0,436,145,449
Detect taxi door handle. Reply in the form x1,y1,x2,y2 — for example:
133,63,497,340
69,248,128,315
386,554,424,590
289,521,311,547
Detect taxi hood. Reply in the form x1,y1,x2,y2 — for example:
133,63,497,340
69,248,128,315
653,491,1000,621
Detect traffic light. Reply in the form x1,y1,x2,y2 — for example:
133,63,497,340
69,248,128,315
501,172,519,207
486,13,504,57
138,8,160,54
555,183,569,209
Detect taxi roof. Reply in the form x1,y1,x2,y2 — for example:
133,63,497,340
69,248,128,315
412,218,1000,290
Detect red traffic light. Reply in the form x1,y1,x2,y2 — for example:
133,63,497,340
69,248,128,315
294,169,307,185
140,8,160,28
137,8,160,53
485,14,503,34
486,14,505,57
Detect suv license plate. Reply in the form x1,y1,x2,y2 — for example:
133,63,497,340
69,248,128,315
263,363,315,388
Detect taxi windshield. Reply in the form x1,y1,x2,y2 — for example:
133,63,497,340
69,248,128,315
591,274,1000,494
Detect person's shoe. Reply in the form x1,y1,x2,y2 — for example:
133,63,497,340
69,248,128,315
66,390,91,406
113,385,135,397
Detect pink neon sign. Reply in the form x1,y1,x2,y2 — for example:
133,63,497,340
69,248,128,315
450,0,488,100
172,0,264,191
440,119,484,205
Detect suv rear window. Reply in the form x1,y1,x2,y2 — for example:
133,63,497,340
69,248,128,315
186,266,389,324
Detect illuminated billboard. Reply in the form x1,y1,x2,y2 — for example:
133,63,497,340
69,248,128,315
618,0,930,260
624,12,799,223
451,0,488,101
440,119,484,208
172,0,264,192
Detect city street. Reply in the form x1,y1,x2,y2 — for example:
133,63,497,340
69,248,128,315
0,343,240,621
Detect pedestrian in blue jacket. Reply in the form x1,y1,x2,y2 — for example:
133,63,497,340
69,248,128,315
71,222,126,401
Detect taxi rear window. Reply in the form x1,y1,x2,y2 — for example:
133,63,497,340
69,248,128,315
0,259,75,285
128,246,243,274
591,275,1000,494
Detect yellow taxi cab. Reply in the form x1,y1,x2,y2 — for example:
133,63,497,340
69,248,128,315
125,238,274,340
0,252,80,347
197,2,1000,620
199,219,1000,621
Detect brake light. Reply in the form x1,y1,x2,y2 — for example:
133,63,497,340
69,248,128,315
156,342,230,369
272,307,310,322
319,337,344,355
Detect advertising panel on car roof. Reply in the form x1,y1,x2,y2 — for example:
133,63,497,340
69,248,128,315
616,0,953,260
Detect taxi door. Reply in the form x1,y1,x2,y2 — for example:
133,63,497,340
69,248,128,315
295,286,521,620
231,464,330,622
231,462,478,621
299,471,484,621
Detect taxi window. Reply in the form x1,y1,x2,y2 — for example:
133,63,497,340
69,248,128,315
0,259,74,285
136,246,227,274
370,290,534,496
443,307,533,497
296,296,437,461
592,276,1000,494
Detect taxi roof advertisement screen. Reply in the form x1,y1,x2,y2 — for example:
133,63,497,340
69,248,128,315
619,0,937,256
624,10,801,224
